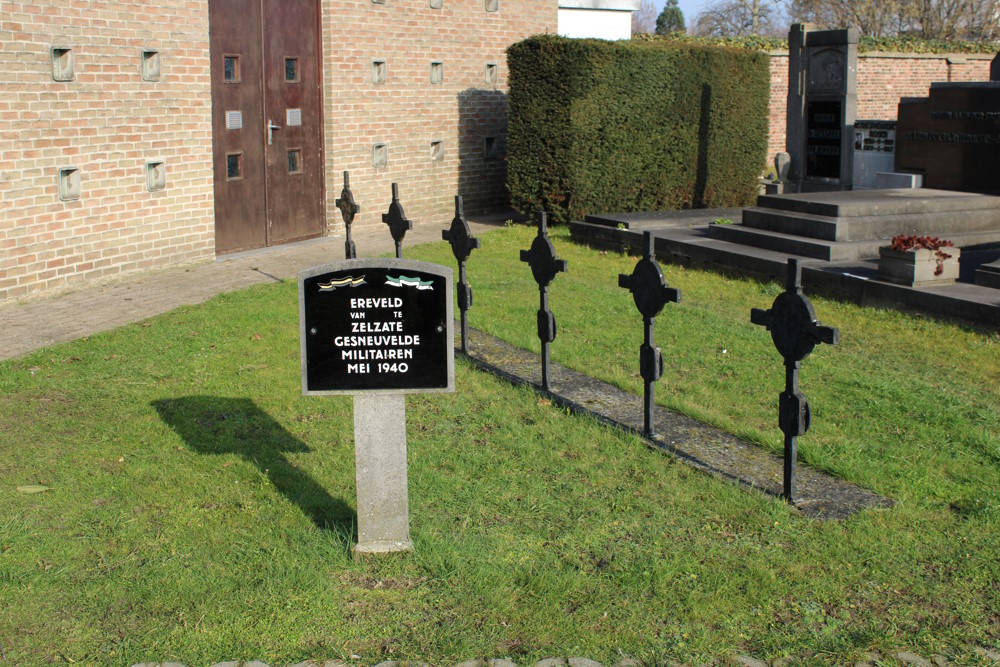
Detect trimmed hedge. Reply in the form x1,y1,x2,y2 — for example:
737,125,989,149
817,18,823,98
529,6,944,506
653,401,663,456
506,35,769,223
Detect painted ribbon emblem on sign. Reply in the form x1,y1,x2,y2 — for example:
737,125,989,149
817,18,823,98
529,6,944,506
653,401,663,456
318,276,367,291
385,275,434,290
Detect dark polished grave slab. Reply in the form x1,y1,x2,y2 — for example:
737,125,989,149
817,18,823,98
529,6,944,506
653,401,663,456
895,82,1000,195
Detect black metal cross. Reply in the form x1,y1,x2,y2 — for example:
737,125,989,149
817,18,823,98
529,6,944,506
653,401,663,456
335,171,360,259
442,196,481,353
619,232,680,438
381,183,412,259
519,212,567,391
751,258,839,503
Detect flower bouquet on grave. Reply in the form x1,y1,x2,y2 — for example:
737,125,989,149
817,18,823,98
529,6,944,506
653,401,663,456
878,234,960,287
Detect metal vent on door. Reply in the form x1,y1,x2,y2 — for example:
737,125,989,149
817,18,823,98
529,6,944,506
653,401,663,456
286,108,302,126
226,110,243,130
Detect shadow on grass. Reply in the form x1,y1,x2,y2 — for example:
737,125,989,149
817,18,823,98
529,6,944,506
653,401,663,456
152,396,356,536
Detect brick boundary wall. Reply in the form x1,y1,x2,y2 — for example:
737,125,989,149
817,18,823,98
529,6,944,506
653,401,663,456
765,50,993,166
320,0,557,236
0,0,216,308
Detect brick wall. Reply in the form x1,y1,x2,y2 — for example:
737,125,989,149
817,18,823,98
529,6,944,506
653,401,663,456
320,0,558,234
0,0,215,307
4,0,991,307
766,51,993,165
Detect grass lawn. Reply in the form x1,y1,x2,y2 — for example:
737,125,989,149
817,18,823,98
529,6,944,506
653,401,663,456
1,224,998,667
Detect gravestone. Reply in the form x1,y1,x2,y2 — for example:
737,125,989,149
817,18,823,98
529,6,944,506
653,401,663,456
442,196,480,353
751,259,838,503
382,183,413,259
786,24,859,192
852,120,897,189
618,232,680,438
519,212,567,392
895,81,1000,195
335,171,360,260
299,259,454,556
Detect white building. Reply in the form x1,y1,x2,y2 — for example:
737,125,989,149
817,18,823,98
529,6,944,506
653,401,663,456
558,0,641,40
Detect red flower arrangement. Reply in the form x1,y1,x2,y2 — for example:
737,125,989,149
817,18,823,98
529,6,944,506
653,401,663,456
888,234,954,275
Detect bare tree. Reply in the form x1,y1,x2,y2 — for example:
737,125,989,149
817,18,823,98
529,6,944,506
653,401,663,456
789,0,910,35
905,0,1000,39
632,0,658,34
788,0,1000,38
693,0,783,36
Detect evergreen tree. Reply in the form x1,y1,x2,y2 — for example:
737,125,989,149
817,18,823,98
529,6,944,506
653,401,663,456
655,0,686,34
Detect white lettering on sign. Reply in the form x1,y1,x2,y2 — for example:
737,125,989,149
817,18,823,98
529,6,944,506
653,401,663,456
338,292,425,377
350,297,403,309
334,334,421,347
351,320,403,333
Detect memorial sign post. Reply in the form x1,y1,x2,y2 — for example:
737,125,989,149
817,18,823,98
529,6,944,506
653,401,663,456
299,259,454,556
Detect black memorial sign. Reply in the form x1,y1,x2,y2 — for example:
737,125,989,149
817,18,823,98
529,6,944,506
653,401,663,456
895,82,1000,195
299,259,454,395
806,100,843,179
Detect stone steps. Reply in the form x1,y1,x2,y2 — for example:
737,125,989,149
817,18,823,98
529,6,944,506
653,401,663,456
709,223,1000,261
744,187,1000,243
976,259,1000,288
756,188,1000,218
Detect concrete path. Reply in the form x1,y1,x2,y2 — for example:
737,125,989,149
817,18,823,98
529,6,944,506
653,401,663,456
0,212,511,362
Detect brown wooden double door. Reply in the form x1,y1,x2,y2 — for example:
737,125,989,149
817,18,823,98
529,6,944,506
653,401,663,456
209,0,325,254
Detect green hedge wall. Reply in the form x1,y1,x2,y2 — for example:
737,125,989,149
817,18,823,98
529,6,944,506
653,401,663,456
506,35,770,223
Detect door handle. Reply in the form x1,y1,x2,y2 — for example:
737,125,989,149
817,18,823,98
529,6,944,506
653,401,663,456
267,120,281,145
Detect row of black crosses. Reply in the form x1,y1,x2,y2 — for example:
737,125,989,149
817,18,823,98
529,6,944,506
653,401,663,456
520,218,839,505
335,173,839,505
335,172,480,352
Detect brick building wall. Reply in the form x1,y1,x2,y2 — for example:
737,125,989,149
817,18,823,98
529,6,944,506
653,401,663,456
2,1,992,307
0,0,216,307
320,0,558,235
765,51,993,165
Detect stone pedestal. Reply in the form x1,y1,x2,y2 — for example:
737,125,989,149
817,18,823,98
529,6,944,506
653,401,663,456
352,393,413,557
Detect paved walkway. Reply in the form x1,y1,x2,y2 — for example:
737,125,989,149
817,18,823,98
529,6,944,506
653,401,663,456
0,213,510,362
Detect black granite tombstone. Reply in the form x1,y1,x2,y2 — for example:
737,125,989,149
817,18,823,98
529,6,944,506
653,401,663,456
895,82,1000,195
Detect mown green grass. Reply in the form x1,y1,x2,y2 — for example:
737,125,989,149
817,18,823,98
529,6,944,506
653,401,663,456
0,224,997,667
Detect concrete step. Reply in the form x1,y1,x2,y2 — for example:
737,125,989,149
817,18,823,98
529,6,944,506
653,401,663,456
745,205,1000,242
976,259,1000,289
708,223,877,260
742,207,840,240
756,188,1000,218
711,223,1000,262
